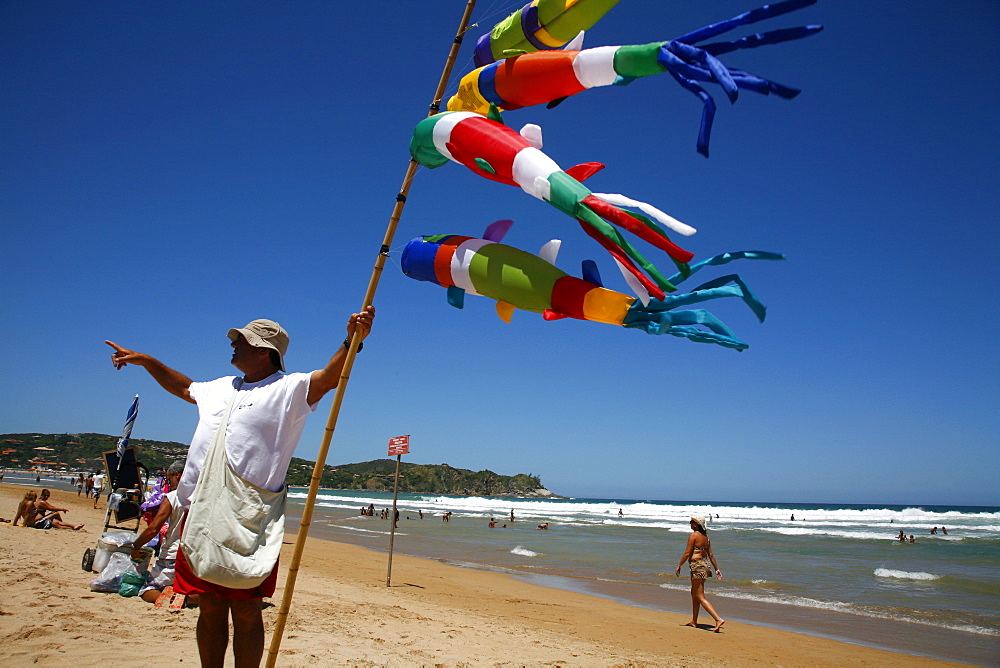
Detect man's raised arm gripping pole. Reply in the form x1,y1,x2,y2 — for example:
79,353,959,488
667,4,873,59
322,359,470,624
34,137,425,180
307,306,374,406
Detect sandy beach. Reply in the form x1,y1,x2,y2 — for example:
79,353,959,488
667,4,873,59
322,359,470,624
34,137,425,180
0,484,965,667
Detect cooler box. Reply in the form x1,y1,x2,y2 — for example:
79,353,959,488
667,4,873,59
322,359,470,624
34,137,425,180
89,531,153,573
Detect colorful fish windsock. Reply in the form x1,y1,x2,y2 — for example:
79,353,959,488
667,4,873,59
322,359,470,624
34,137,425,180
473,0,620,67
400,221,785,350
451,0,822,156
409,109,696,300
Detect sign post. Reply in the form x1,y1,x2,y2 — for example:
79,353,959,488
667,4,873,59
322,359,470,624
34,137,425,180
386,435,410,587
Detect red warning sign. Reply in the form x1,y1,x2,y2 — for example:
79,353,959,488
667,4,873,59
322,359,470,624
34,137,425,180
388,435,410,456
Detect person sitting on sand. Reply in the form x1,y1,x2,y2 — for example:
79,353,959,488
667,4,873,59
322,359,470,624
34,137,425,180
34,489,85,530
675,515,724,632
129,461,186,604
13,489,84,530
12,490,38,526
35,489,76,524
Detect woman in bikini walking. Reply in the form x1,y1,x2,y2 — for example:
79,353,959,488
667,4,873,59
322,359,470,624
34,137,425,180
675,515,725,632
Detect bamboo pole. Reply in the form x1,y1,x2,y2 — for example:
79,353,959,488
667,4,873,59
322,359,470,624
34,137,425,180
265,2,477,664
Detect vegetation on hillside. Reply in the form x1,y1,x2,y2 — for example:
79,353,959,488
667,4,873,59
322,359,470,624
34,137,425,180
1,433,550,497
1,432,185,473
284,458,546,496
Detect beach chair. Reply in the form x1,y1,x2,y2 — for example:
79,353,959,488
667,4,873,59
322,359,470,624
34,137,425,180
101,446,150,527
81,446,151,572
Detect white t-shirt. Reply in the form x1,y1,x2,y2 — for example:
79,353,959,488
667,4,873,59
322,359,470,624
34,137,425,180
175,372,317,510
160,490,184,561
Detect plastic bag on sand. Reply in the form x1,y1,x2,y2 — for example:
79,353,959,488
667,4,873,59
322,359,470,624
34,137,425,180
99,530,138,548
119,570,148,597
90,552,138,593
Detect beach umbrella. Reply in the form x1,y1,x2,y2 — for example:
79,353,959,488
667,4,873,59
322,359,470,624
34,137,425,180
112,394,138,489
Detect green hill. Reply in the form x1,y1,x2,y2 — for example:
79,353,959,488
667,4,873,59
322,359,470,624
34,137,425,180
0,432,185,473
285,458,551,496
0,433,554,497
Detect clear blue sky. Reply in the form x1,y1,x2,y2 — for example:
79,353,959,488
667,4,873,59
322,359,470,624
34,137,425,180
2,1,997,506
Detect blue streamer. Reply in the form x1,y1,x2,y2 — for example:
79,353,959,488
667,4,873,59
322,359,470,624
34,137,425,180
620,250,785,349
655,0,822,156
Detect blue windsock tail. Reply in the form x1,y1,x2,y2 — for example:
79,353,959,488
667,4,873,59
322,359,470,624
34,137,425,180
667,250,785,285
636,275,769,321
667,325,749,350
657,0,822,156
623,307,749,350
702,25,824,57
676,0,819,45
621,250,785,349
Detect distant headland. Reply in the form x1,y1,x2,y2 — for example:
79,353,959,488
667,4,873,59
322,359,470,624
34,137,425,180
0,432,557,498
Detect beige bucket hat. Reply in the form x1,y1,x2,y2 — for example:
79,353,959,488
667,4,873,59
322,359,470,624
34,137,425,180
227,319,289,371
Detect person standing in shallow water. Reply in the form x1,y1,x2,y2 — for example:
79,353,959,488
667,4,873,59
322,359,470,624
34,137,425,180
675,515,725,632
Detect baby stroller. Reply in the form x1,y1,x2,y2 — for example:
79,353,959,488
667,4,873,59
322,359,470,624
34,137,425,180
81,446,151,572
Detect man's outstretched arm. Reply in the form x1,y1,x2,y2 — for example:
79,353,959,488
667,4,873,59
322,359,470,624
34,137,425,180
308,306,375,406
105,340,195,404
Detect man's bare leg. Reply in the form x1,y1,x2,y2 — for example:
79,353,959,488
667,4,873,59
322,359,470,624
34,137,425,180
196,592,231,667
230,597,265,668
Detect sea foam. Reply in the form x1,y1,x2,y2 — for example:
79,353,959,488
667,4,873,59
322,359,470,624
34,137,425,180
511,546,539,557
874,568,941,581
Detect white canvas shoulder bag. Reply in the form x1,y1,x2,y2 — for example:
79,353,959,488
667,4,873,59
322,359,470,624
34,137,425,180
181,380,286,588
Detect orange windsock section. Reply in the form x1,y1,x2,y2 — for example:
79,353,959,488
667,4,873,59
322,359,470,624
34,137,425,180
493,51,586,108
550,276,633,325
433,236,472,287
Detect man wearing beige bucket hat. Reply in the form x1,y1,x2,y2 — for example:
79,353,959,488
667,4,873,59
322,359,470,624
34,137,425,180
105,305,374,666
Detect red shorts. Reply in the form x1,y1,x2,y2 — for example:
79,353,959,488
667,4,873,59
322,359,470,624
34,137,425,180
173,545,278,600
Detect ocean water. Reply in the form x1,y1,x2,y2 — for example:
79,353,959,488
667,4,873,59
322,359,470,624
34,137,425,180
290,489,1000,664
